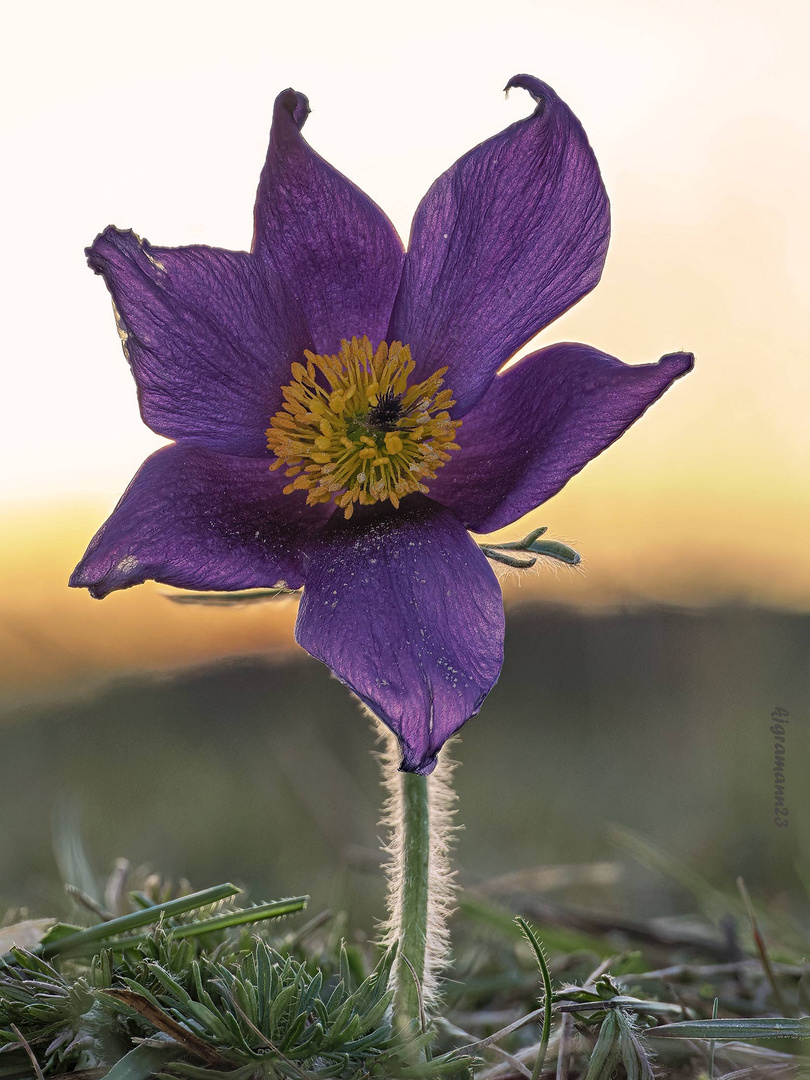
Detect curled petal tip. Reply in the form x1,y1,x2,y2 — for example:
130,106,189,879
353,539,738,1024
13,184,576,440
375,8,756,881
67,567,86,590
85,225,137,275
68,565,113,600
274,88,310,130
661,350,696,377
503,73,554,112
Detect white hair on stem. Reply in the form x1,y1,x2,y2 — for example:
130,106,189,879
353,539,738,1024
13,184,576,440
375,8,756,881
374,721,459,1013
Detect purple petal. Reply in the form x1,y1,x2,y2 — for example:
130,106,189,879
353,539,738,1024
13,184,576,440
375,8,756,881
295,498,504,774
87,228,311,456
70,443,330,599
389,75,610,415
252,89,405,354
428,343,694,533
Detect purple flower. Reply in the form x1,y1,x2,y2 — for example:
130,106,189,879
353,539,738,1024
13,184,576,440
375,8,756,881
71,75,693,775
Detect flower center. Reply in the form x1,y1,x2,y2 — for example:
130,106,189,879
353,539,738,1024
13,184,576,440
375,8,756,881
266,336,461,519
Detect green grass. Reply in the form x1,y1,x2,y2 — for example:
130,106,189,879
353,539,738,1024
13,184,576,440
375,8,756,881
2,857,810,1080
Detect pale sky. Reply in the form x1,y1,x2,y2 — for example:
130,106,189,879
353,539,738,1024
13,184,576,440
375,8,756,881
3,0,808,505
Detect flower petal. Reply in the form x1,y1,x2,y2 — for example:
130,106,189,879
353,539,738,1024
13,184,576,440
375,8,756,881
252,89,405,354
429,343,694,533
295,498,504,774
389,75,610,415
70,443,330,599
87,228,311,456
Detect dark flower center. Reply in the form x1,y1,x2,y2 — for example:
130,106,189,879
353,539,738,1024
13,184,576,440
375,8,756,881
367,387,403,430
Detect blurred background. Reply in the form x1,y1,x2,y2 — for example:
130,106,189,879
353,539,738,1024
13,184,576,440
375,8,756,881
1,0,808,927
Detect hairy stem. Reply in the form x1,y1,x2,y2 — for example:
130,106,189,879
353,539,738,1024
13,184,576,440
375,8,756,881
378,728,458,1048
396,771,430,1036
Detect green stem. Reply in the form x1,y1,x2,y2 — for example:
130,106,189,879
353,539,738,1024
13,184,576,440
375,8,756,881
394,770,430,1040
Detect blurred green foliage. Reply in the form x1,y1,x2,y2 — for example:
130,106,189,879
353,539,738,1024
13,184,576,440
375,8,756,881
1,605,808,924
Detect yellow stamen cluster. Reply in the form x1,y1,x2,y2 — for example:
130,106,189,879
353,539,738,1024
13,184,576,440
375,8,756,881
266,336,461,519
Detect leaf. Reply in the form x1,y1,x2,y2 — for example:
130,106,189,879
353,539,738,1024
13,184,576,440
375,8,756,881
104,897,307,954
649,1017,810,1040
45,1071,107,1080
514,918,553,1080
526,539,581,565
39,923,84,947
153,1065,256,1080
5,946,62,979
479,527,581,569
104,1041,179,1080
584,1011,622,1080
171,896,308,938
480,546,537,569
615,1010,656,1080
163,588,300,606
103,990,231,1067
35,883,241,959
494,527,548,549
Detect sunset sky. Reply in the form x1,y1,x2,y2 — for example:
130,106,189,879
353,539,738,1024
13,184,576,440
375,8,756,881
2,0,808,696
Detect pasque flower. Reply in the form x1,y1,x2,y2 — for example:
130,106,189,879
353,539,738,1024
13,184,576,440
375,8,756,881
71,75,693,774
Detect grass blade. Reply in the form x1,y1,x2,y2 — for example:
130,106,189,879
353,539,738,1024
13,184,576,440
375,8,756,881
104,896,309,951
515,917,553,1080
737,877,789,1016
709,996,719,1078
649,1018,810,1040
33,883,241,959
